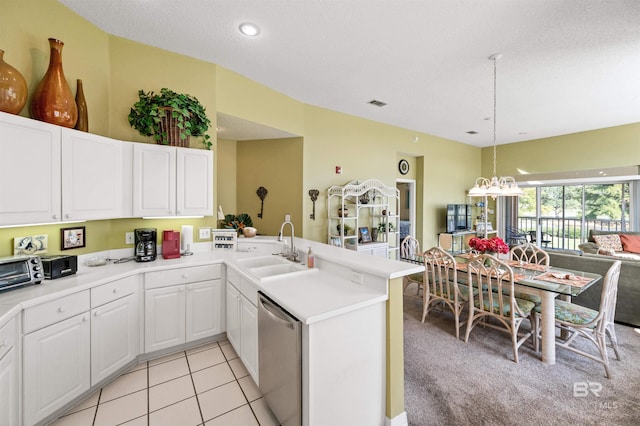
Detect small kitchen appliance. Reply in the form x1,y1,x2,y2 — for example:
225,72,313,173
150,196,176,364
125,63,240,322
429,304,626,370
134,228,157,262
40,254,77,279
162,230,181,259
0,255,44,291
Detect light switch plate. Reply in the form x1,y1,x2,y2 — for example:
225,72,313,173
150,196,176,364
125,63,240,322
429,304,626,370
199,227,211,239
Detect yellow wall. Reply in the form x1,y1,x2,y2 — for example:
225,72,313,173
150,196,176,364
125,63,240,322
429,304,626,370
236,137,304,236
485,123,640,178
216,138,238,218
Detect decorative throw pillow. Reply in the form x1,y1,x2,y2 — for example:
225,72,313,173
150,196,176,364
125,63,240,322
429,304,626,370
593,234,623,252
619,234,640,254
597,247,615,256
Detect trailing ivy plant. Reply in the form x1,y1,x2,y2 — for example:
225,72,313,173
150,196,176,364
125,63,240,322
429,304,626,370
128,88,212,149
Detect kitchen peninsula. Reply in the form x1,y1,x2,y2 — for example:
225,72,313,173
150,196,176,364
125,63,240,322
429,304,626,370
0,237,422,426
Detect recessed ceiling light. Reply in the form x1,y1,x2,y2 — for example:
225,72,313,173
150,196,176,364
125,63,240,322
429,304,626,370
239,22,260,36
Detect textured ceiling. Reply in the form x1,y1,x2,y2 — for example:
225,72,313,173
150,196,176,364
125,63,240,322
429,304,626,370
59,0,640,146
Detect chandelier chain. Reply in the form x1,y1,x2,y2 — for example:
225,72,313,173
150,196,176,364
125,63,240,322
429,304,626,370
492,55,497,178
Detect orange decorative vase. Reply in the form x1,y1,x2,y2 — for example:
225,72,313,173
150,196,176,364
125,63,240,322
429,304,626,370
0,49,28,115
30,38,77,128
74,79,88,132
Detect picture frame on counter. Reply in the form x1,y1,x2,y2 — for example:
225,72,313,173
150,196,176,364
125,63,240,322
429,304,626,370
61,226,86,250
358,227,372,243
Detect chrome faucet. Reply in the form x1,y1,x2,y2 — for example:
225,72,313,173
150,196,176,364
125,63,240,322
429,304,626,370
277,218,298,262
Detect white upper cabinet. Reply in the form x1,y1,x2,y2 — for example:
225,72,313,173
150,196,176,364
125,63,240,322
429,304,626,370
61,128,130,221
133,143,176,217
177,147,214,216
0,112,61,225
133,143,213,217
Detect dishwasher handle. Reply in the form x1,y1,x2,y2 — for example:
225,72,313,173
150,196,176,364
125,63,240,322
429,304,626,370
259,295,296,329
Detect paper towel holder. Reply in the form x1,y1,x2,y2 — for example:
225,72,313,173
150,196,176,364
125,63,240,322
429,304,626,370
181,225,194,256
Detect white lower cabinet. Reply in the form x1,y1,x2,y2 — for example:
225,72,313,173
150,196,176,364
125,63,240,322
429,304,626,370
226,268,259,384
145,285,186,352
144,265,223,353
23,313,91,426
239,296,258,380
0,317,19,426
91,293,139,385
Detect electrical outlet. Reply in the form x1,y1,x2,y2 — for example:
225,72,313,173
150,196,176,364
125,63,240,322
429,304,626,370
350,271,364,285
199,227,211,239
125,232,134,244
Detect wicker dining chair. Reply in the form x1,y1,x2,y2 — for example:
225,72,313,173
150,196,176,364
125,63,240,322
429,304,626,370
421,247,472,340
464,254,536,363
401,236,423,297
509,242,549,352
544,260,622,378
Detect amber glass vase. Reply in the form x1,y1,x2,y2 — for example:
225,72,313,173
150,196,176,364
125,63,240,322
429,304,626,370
74,79,88,132
30,38,78,128
0,49,28,115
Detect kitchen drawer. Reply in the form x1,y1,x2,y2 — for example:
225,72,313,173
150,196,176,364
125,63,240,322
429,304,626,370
145,264,222,290
23,290,90,334
0,317,16,359
91,275,138,308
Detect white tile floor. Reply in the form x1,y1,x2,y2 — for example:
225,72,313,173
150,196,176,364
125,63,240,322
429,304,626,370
49,340,280,426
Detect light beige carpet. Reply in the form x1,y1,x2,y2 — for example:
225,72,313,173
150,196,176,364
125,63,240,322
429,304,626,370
403,294,640,425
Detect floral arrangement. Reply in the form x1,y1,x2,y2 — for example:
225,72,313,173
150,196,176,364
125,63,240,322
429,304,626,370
468,236,509,254
223,213,253,235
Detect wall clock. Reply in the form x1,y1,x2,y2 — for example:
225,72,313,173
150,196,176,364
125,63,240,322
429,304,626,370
398,159,409,175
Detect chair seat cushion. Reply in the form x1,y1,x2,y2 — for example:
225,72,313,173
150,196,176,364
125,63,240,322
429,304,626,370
457,284,478,299
554,299,598,325
406,272,423,283
493,287,542,305
474,292,535,316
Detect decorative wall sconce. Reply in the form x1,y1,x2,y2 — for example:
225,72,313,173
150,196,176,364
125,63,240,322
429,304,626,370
256,186,268,218
308,189,319,220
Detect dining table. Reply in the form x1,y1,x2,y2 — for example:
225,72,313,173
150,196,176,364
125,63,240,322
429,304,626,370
402,252,602,365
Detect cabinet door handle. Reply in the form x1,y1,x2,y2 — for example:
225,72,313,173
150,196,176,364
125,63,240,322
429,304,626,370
182,273,188,278
52,214,58,219
82,315,88,322
58,306,65,313
179,287,185,292
94,311,99,317
65,214,71,219
0,339,6,348
113,288,119,293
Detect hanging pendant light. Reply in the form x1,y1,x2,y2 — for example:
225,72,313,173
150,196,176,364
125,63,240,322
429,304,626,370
468,54,523,198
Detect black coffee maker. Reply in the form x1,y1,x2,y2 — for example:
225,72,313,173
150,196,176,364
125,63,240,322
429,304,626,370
134,228,157,262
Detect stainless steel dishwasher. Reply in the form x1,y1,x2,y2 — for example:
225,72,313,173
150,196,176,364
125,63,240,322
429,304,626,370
258,291,302,426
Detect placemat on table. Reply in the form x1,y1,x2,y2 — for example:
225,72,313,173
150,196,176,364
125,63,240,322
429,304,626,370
506,260,549,272
535,271,592,287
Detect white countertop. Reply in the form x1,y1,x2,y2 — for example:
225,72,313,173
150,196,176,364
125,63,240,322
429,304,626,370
0,237,423,327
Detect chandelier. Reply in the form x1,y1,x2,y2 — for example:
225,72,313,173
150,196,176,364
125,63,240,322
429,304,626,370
468,54,523,198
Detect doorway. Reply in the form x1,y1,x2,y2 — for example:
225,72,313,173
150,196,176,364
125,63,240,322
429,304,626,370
396,179,416,244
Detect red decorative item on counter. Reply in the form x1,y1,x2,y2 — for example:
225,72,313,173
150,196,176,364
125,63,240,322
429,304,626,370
468,236,509,254
162,230,181,259
30,38,78,128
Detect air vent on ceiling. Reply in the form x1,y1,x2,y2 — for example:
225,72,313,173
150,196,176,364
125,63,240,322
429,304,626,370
368,99,387,107
466,130,478,135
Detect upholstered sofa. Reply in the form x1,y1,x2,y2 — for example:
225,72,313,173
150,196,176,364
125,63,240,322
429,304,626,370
578,229,640,260
547,249,640,327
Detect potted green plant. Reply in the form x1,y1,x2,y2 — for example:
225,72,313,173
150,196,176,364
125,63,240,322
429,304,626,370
128,88,212,149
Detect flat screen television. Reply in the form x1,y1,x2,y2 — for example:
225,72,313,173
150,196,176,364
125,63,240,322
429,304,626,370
446,204,472,233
